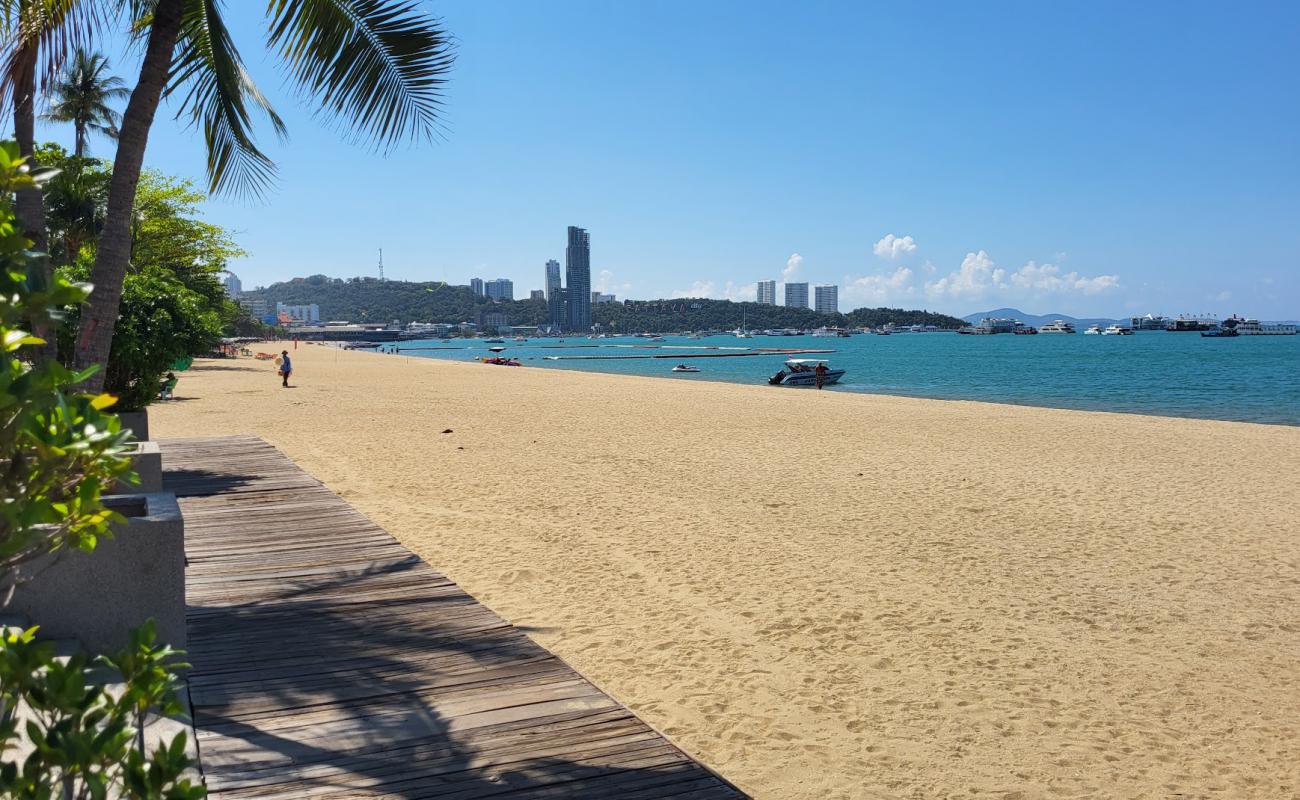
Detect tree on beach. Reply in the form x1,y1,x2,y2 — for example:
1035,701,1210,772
1,0,96,360
71,0,456,390
41,46,127,156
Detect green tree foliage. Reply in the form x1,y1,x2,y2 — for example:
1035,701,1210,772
244,278,967,331
59,261,224,411
34,143,110,267
0,142,133,590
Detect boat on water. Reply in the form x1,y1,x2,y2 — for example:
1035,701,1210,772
768,359,846,387
1100,324,1133,336
513,337,528,342
1231,318,1297,335
1201,325,1238,338
671,364,701,373
1013,323,1038,335
1083,324,1102,335
1039,320,1076,333
734,309,754,338
484,338,506,344
1166,315,1218,332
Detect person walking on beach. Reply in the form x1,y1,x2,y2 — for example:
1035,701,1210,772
279,350,292,387
814,362,828,389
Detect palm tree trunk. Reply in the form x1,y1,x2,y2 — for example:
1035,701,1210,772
11,36,55,362
74,120,86,158
72,0,185,386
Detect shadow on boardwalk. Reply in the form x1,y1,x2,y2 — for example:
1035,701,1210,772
169,436,744,799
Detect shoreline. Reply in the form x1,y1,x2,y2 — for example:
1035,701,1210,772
154,344,1300,799
350,341,1294,430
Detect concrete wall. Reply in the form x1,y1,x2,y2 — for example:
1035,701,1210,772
9,492,185,655
117,409,149,442
114,441,162,494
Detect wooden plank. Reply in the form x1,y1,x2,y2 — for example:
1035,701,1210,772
162,436,746,799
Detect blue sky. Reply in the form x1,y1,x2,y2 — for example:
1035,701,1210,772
33,1,1300,318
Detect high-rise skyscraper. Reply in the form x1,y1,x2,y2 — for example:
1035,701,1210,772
566,226,591,331
814,284,838,313
470,277,484,296
530,289,546,301
545,259,563,327
784,282,809,308
223,272,242,297
756,280,776,305
485,278,514,301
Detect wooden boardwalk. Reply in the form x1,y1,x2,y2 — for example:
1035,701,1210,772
162,435,746,799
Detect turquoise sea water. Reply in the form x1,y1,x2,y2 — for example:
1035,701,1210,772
390,332,1300,426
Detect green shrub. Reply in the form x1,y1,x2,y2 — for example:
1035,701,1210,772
0,622,205,799
0,143,134,591
58,261,223,411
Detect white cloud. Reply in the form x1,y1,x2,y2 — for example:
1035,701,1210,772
671,280,715,299
924,251,1118,303
1009,261,1118,296
724,281,757,302
872,234,918,261
783,253,803,281
1213,290,1232,303
596,269,614,292
843,266,916,304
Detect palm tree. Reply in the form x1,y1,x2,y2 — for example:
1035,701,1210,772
2,0,95,361
42,47,127,156
72,0,455,386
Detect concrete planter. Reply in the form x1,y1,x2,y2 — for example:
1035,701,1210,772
8,493,185,655
117,409,149,442
114,441,163,494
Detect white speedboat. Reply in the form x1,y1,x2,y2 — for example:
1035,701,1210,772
671,364,701,373
1039,320,1076,333
1101,324,1133,335
1083,324,1102,335
768,359,845,387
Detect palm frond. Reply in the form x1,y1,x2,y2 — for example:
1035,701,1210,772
0,0,104,108
169,0,287,199
266,0,454,151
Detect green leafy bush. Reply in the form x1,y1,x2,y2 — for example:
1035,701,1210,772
0,622,205,799
58,261,223,411
0,143,134,591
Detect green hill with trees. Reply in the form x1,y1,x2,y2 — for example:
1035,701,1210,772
245,277,965,331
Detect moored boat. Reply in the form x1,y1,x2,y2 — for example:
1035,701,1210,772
768,359,846,387
671,364,701,373
1083,324,1102,335
1100,324,1133,335
1039,320,1075,333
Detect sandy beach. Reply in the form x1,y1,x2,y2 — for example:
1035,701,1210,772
152,345,1300,799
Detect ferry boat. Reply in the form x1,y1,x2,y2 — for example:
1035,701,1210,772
1166,315,1218,332
1232,318,1298,335
1039,320,1076,334
1012,323,1038,335
1083,324,1103,335
1100,324,1133,336
671,364,701,373
768,359,846,387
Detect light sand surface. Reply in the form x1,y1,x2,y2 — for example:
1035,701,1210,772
153,345,1300,799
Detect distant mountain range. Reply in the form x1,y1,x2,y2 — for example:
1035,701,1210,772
961,307,1122,327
